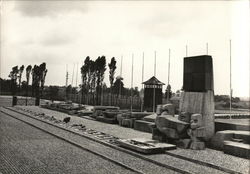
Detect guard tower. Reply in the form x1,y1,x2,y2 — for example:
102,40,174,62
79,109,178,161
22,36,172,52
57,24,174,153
142,76,165,111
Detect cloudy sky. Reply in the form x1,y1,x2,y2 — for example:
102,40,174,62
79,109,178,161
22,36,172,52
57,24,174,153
1,1,249,97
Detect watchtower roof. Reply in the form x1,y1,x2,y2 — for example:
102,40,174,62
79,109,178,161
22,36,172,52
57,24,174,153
142,76,165,85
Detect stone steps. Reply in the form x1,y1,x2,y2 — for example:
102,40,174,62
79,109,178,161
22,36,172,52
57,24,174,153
223,141,250,159
210,130,250,159
210,130,250,149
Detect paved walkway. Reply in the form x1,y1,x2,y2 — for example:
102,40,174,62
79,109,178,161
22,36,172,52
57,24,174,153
14,106,250,174
0,110,135,174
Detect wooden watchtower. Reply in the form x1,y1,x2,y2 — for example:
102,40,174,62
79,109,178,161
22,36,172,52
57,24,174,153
142,76,165,111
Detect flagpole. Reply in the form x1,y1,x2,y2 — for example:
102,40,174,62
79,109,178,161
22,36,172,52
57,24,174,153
75,62,78,103
131,54,134,113
119,55,123,106
167,49,171,102
71,63,75,101
153,51,156,112
168,49,170,86
65,64,69,101
80,61,83,105
230,39,232,119
141,52,144,112
186,45,188,57
206,43,208,55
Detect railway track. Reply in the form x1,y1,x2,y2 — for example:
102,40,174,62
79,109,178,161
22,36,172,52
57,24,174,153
0,107,240,174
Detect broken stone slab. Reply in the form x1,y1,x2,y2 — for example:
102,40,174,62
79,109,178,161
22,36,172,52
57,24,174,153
134,120,155,133
143,113,157,122
156,115,190,135
117,138,176,154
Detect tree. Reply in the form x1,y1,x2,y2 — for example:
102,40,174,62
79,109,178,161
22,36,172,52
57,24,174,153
18,65,24,92
80,56,89,103
39,62,48,98
89,60,96,105
26,65,32,88
113,76,124,100
48,86,59,102
95,56,106,105
108,57,117,105
31,63,48,106
25,65,32,105
9,66,19,105
165,84,172,101
66,85,72,101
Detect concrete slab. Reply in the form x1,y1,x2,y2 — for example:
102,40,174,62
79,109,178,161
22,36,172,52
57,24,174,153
117,138,176,154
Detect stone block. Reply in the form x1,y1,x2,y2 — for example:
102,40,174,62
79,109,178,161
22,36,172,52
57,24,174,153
143,113,157,122
117,114,124,126
103,111,120,118
193,127,205,138
179,91,215,141
209,130,234,150
223,141,250,159
160,127,180,139
156,115,189,135
96,116,117,124
122,118,133,128
176,139,191,149
131,112,153,120
134,120,155,133
94,106,120,111
190,141,205,150
162,104,175,115
234,131,250,144
152,127,167,142
215,120,250,131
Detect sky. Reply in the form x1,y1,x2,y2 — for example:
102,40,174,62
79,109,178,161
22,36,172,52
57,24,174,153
1,0,249,97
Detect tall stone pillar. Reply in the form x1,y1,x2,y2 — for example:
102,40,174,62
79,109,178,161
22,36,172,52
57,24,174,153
179,55,215,141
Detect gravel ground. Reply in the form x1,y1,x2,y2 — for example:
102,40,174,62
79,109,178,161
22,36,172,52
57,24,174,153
167,149,250,174
0,111,139,174
1,107,179,174
11,106,250,174
15,106,152,140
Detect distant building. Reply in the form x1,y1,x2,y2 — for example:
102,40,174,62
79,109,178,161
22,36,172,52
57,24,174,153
142,76,165,112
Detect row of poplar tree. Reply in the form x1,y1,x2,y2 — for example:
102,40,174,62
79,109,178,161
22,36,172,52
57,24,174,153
9,63,47,105
80,56,119,105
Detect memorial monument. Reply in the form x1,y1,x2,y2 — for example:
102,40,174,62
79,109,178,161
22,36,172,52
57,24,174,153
154,55,215,150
